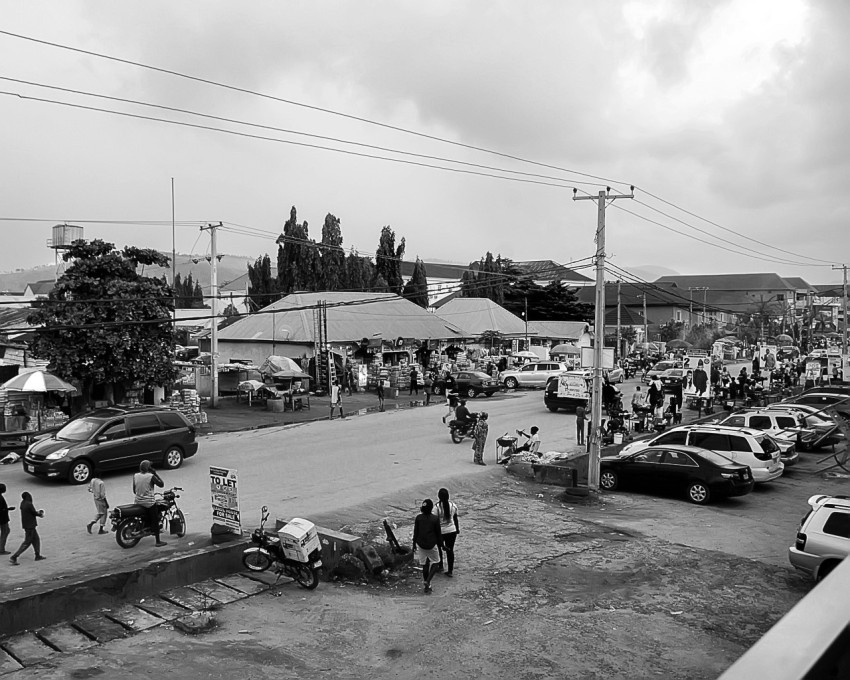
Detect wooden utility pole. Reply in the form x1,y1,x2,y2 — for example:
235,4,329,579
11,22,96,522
573,187,634,491
616,280,622,360
833,265,848,355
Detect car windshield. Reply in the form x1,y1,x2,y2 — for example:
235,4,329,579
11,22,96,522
56,417,103,442
652,362,671,371
471,372,491,379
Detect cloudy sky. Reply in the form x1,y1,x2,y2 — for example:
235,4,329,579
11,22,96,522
1,0,847,286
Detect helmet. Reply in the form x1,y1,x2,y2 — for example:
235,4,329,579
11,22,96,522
480,412,489,420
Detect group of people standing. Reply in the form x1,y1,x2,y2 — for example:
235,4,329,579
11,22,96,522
412,487,460,594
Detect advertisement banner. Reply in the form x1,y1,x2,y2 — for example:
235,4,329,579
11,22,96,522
210,466,241,534
580,347,614,369
556,372,590,401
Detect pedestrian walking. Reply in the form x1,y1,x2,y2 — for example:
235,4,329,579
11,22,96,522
585,404,593,452
133,460,166,547
575,403,586,446
9,491,45,565
423,371,433,406
376,378,385,412
443,388,459,424
436,488,460,576
409,367,419,396
329,379,344,419
0,483,13,555
412,499,443,595
471,412,489,465
341,367,350,397
350,366,358,394
86,477,109,535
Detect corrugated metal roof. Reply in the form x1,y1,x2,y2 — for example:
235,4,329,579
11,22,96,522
655,273,794,291
527,320,589,340
433,298,529,337
218,291,464,343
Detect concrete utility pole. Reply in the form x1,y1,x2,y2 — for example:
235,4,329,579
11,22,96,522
201,222,222,408
834,265,848,355
689,286,708,326
638,292,648,347
573,186,634,491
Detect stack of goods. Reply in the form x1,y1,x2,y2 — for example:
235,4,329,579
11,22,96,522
41,408,69,430
168,388,207,425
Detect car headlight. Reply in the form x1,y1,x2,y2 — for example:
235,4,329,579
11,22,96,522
45,448,70,460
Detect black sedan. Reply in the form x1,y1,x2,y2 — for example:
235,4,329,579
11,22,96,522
599,445,753,505
659,368,687,391
432,371,500,398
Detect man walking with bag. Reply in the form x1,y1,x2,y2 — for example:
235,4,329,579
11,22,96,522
86,477,109,535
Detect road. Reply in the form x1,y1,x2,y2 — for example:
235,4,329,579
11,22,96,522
1,386,577,591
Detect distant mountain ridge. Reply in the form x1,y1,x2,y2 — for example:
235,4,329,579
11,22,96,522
0,253,255,293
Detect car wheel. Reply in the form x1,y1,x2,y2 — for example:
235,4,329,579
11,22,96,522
687,482,711,505
68,460,93,485
547,405,559,412
466,387,477,399
162,446,184,470
617,373,624,384
600,470,618,490
817,560,840,582
505,377,518,390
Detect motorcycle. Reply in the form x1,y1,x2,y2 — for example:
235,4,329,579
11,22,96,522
241,506,322,590
448,413,479,444
110,487,186,549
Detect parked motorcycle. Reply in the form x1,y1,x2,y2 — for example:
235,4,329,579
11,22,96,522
241,506,322,590
448,413,479,444
110,487,186,549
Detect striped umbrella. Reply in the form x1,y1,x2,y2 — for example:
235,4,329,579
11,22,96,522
0,370,78,393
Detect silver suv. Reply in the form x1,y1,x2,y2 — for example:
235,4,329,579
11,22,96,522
788,494,850,582
618,424,784,483
714,410,800,465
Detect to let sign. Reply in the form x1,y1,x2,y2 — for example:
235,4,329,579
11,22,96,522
210,466,241,534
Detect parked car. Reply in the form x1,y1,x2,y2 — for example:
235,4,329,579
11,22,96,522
714,410,803,464
431,371,500,398
643,360,683,384
659,368,687,391
544,372,591,412
23,407,199,484
618,424,784,483
501,362,571,389
766,402,848,447
605,367,625,384
788,389,850,412
600,445,753,505
788,494,850,582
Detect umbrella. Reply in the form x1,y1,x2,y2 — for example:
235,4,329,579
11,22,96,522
272,370,311,380
775,334,794,345
237,380,266,392
550,344,581,355
512,350,538,359
1,370,77,393
666,339,692,349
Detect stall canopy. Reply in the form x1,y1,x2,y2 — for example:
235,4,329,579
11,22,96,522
259,355,304,376
550,344,581,355
434,298,530,338
273,370,311,380
1,370,77,393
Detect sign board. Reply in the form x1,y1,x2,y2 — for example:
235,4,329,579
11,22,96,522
556,372,590,401
210,466,241,534
580,346,614,370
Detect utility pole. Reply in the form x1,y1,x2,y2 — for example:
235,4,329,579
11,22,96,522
524,296,529,351
834,265,848,356
573,186,634,492
639,292,648,348
616,280,622,361
201,222,222,408
688,286,708,326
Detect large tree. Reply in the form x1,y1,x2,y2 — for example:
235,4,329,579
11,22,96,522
277,206,312,294
402,258,429,308
320,213,346,291
246,253,280,311
375,226,405,294
28,239,177,404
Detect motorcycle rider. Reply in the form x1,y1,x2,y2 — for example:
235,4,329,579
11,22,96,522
453,399,473,430
133,460,166,547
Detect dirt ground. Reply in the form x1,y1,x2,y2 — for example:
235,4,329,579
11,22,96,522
8,470,816,680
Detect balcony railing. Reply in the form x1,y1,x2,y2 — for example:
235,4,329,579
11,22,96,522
718,556,850,679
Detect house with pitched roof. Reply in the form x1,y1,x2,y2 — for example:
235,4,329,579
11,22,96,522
513,260,594,287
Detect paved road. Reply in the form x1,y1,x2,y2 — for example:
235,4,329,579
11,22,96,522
1,387,570,593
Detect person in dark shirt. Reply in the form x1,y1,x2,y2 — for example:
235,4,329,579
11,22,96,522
454,399,472,426
9,491,45,565
0,483,14,555
412,499,444,594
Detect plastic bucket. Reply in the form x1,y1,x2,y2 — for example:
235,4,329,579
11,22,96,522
613,433,624,445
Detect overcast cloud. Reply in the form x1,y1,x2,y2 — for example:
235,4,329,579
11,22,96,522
1,0,847,285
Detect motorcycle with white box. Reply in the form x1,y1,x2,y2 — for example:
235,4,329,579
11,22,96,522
242,506,323,589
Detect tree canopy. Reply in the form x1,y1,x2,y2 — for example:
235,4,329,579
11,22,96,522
27,239,177,403
402,258,429,308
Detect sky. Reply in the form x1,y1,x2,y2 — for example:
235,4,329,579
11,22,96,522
1,0,848,287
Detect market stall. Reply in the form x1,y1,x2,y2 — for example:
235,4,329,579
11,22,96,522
0,370,76,446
